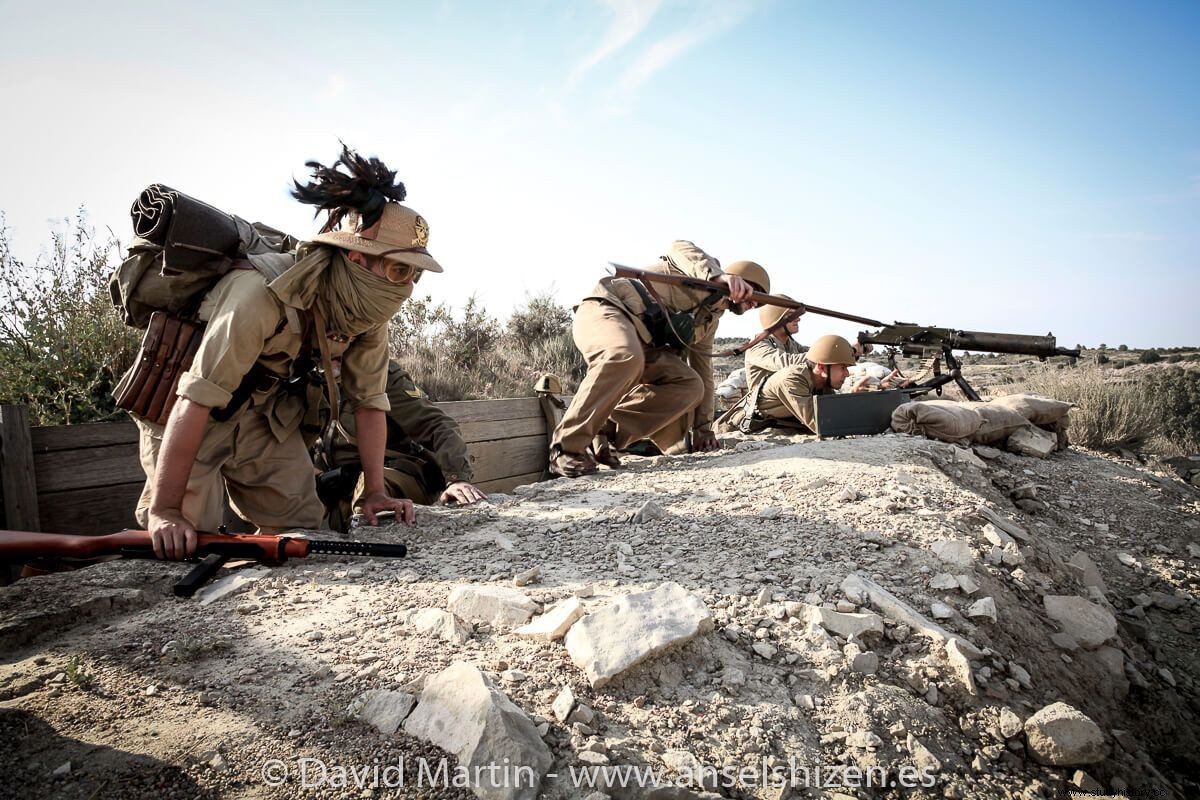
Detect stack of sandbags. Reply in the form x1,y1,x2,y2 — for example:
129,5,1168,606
890,393,1073,458
838,362,893,393
716,368,748,403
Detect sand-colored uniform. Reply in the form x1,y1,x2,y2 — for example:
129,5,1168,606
322,360,474,506
552,241,726,456
745,336,825,432
128,267,390,531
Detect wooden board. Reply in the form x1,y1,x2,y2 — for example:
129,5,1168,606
457,416,546,444
467,435,548,485
1,405,41,531
33,444,145,494
439,397,543,424
38,482,144,535
30,420,139,453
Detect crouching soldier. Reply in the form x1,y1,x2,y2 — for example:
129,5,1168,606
549,241,768,477
719,300,867,433
312,359,487,531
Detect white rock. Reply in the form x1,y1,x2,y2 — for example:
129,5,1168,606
1007,426,1057,458
403,662,552,800
448,585,539,629
841,574,980,656
1065,552,1106,594
930,573,959,590
976,505,1030,542
349,689,416,734
999,707,1023,738
752,642,778,659
551,686,575,722
982,523,1014,547
931,539,974,569
515,597,585,642
956,574,979,594
52,762,71,777
632,500,666,523
1024,702,1106,766
907,734,941,772
406,608,471,643
966,597,997,623
564,582,713,689
804,604,885,640
513,566,541,587
930,602,955,620
834,487,859,503
1043,596,1117,649
944,638,978,697
193,567,270,607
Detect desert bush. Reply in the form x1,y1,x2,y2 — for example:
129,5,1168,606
0,213,139,424
1006,363,1200,455
1139,350,1162,364
389,292,583,401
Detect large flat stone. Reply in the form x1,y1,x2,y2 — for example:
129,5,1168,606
448,585,539,630
349,689,416,734
931,539,975,569
1043,595,1117,649
803,604,884,640
403,662,552,800
405,608,471,643
564,582,713,689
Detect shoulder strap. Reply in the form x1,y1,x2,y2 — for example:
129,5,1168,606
313,309,351,449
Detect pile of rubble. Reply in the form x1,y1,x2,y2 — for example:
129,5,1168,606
2,431,1197,799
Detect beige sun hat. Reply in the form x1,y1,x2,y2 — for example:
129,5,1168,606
310,204,443,273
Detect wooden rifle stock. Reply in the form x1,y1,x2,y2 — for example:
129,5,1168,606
0,529,311,564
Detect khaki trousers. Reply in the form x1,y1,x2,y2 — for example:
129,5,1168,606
553,300,704,454
134,401,325,532
756,366,819,432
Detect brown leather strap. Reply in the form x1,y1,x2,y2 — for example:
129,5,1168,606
313,309,350,444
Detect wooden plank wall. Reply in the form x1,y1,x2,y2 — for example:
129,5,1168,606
11,396,563,535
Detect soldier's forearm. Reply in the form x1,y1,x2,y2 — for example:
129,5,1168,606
354,407,389,496
149,398,211,515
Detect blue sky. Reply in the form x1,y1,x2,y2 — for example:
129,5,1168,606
0,0,1196,347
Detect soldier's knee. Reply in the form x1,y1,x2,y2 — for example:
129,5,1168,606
681,371,705,405
594,347,645,377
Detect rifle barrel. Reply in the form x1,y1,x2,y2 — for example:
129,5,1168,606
608,264,884,328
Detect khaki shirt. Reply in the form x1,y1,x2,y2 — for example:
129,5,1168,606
333,361,473,482
583,240,726,432
745,336,809,396
177,270,390,440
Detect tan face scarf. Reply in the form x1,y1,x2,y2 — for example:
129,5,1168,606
267,243,413,336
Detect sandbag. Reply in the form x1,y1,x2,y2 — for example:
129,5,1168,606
974,404,1033,445
891,400,983,444
988,393,1072,426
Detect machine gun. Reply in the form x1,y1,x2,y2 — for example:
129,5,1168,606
0,528,407,598
858,324,1079,401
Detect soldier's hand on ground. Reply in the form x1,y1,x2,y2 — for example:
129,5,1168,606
439,481,488,506
715,273,754,303
692,430,722,452
148,509,197,560
359,492,415,526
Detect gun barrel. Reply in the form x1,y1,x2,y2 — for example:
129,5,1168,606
951,331,1077,358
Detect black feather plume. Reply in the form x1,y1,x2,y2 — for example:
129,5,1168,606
291,143,407,232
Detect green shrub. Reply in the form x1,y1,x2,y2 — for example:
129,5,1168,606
1139,350,1162,364
1142,368,1200,455
0,213,139,424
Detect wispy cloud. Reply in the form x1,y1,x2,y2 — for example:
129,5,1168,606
571,0,665,83
615,1,754,94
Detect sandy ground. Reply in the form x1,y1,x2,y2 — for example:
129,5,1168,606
2,432,1199,800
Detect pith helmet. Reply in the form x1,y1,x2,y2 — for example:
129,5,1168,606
534,373,563,394
311,204,443,273
806,334,857,366
759,294,797,330
723,260,770,294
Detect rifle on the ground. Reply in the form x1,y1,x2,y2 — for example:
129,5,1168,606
857,324,1080,401
0,528,407,598
608,264,884,355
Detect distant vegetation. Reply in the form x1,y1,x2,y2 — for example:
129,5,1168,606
0,213,582,425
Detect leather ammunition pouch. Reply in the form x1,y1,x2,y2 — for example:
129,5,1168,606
114,311,206,425
630,279,696,350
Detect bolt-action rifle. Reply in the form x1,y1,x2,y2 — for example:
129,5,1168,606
857,324,1080,401
0,528,407,598
608,264,884,356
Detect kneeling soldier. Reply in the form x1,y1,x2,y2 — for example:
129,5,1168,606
549,241,768,477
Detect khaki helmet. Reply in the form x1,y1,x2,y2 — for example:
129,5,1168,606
723,260,770,294
806,334,857,366
534,373,563,394
759,294,798,330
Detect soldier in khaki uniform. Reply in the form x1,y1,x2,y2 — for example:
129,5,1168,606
131,148,442,559
740,306,868,430
314,358,486,529
549,241,768,477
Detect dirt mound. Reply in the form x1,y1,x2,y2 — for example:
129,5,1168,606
2,432,1198,799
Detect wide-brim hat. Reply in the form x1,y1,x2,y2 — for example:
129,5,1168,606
310,203,443,273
